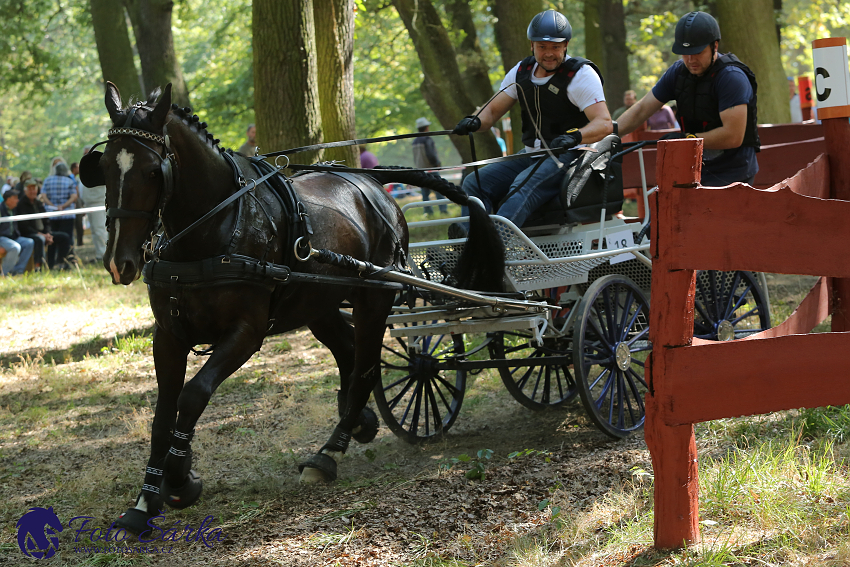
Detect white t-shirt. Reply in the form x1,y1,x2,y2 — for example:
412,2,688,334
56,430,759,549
501,57,605,150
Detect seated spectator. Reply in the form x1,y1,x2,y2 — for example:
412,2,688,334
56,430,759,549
0,189,35,276
41,162,78,251
646,104,679,131
16,178,72,270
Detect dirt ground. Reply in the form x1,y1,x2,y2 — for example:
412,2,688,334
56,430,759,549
0,241,819,565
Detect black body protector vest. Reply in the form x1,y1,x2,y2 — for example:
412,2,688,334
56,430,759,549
674,53,760,151
515,55,603,148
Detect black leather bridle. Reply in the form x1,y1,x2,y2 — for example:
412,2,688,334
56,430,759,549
79,104,177,226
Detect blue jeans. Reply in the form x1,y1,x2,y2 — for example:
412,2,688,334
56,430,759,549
0,235,35,275
461,151,579,227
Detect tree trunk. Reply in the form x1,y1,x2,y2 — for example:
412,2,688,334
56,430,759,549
314,0,358,166
124,0,190,106
90,0,143,101
492,0,542,153
716,0,790,124
583,0,603,65
598,0,630,105
253,0,322,163
392,0,501,162
445,0,494,104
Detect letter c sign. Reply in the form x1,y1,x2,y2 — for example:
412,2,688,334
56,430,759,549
811,37,850,119
815,67,831,102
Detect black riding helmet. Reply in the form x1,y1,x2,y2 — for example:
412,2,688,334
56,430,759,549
672,11,720,55
527,9,572,43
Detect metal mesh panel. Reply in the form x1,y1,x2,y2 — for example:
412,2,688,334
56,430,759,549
407,219,647,294
579,258,652,295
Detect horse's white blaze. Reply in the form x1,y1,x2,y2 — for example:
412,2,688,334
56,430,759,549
134,493,149,513
109,148,135,281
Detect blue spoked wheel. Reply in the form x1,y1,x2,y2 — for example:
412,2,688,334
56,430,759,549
693,271,771,341
573,275,651,438
375,301,466,444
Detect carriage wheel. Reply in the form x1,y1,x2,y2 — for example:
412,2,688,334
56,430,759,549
375,296,466,444
574,275,651,439
693,270,771,341
489,286,578,410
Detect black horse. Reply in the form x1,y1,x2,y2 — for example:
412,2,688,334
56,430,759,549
81,82,505,534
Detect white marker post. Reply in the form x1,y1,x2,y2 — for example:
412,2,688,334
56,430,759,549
812,37,850,120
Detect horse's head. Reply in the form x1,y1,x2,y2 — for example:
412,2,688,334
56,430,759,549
84,82,173,285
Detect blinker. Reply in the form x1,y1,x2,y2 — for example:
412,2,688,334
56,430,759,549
79,150,105,188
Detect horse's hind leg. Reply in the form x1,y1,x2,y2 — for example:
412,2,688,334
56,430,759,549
300,290,394,483
158,324,265,508
115,325,188,534
308,309,378,443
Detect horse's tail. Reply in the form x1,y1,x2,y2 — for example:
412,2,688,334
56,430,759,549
369,166,505,293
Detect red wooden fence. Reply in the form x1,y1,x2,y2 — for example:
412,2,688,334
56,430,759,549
645,115,850,548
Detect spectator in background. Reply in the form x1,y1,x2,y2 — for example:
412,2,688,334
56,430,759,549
80,145,108,262
49,156,68,177
612,90,637,120
16,177,72,270
41,162,78,253
412,117,447,214
13,171,32,193
70,161,85,246
359,145,378,169
1,177,11,195
238,124,257,156
789,78,803,123
492,127,508,156
0,189,34,276
646,104,680,131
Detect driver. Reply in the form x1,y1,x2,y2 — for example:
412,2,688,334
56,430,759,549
449,9,612,237
616,11,759,186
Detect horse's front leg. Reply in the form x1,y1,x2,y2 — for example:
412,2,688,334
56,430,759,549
299,291,394,483
115,325,188,534
158,321,265,508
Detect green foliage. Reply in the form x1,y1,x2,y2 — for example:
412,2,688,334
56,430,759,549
800,405,850,443
439,448,493,480
173,0,254,150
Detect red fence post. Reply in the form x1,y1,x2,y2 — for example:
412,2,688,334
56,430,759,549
813,37,850,332
647,138,702,548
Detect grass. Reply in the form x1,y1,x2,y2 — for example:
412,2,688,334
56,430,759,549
496,410,850,567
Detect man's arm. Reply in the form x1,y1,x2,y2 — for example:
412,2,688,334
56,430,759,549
618,91,664,136
699,104,747,149
578,101,613,144
58,190,78,210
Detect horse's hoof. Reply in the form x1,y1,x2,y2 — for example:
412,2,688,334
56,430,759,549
298,452,338,483
160,469,203,509
115,508,154,537
352,406,379,444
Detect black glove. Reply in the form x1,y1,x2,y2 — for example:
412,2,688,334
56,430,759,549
452,115,481,136
550,128,583,150
660,131,696,140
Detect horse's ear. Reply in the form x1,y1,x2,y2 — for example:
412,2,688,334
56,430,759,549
150,83,172,132
105,81,123,125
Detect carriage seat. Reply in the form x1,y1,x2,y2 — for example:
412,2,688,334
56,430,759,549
522,133,624,229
